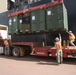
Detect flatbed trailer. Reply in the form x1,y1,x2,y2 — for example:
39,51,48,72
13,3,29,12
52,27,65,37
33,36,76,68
6,41,76,58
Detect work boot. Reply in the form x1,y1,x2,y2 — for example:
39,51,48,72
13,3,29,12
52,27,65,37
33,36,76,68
30,52,33,54
60,62,62,64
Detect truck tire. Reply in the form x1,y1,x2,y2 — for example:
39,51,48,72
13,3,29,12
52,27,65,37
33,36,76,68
25,46,32,55
12,47,20,57
4,46,11,56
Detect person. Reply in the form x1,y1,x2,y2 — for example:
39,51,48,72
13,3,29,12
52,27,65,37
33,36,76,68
68,31,75,47
31,49,34,55
7,35,11,43
55,33,63,65
3,38,9,55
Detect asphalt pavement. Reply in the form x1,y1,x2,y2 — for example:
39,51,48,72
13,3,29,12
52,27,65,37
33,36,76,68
0,55,76,75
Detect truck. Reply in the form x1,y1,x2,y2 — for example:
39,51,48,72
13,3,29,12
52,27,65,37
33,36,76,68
2,0,76,58
0,25,8,54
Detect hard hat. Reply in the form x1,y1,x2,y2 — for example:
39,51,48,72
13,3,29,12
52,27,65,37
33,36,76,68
55,37,59,41
69,31,72,33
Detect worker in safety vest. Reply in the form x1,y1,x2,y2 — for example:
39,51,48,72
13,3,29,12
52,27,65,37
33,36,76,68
55,33,63,64
68,31,75,47
4,39,9,46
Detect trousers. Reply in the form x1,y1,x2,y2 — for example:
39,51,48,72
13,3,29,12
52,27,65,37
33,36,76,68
70,40,75,46
56,50,63,64
5,46,9,55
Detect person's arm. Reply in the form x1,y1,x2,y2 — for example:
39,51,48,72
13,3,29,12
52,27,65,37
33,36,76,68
59,33,61,42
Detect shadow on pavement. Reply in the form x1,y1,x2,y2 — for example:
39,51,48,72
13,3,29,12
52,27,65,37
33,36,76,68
0,55,76,65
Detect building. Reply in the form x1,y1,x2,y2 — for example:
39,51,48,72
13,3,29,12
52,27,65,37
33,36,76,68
0,0,8,39
0,0,8,26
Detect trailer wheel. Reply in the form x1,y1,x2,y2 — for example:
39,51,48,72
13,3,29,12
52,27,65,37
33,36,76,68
12,47,20,57
25,46,32,55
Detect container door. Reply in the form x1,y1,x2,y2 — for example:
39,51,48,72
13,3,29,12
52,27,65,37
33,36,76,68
39,9,45,31
46,6,54,30
31,9,45,32
31,10,37,32
54,4,63,29
12,16,18,34
55,4,63,20
22,13,30,33
8,17,13,34
36,9,40,32
18,15,22,33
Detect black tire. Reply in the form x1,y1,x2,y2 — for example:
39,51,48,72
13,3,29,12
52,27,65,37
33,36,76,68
25,46,32,55
12,47,20,57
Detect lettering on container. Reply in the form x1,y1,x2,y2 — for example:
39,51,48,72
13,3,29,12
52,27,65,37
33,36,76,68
47,11,52,15
32,16,35,20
